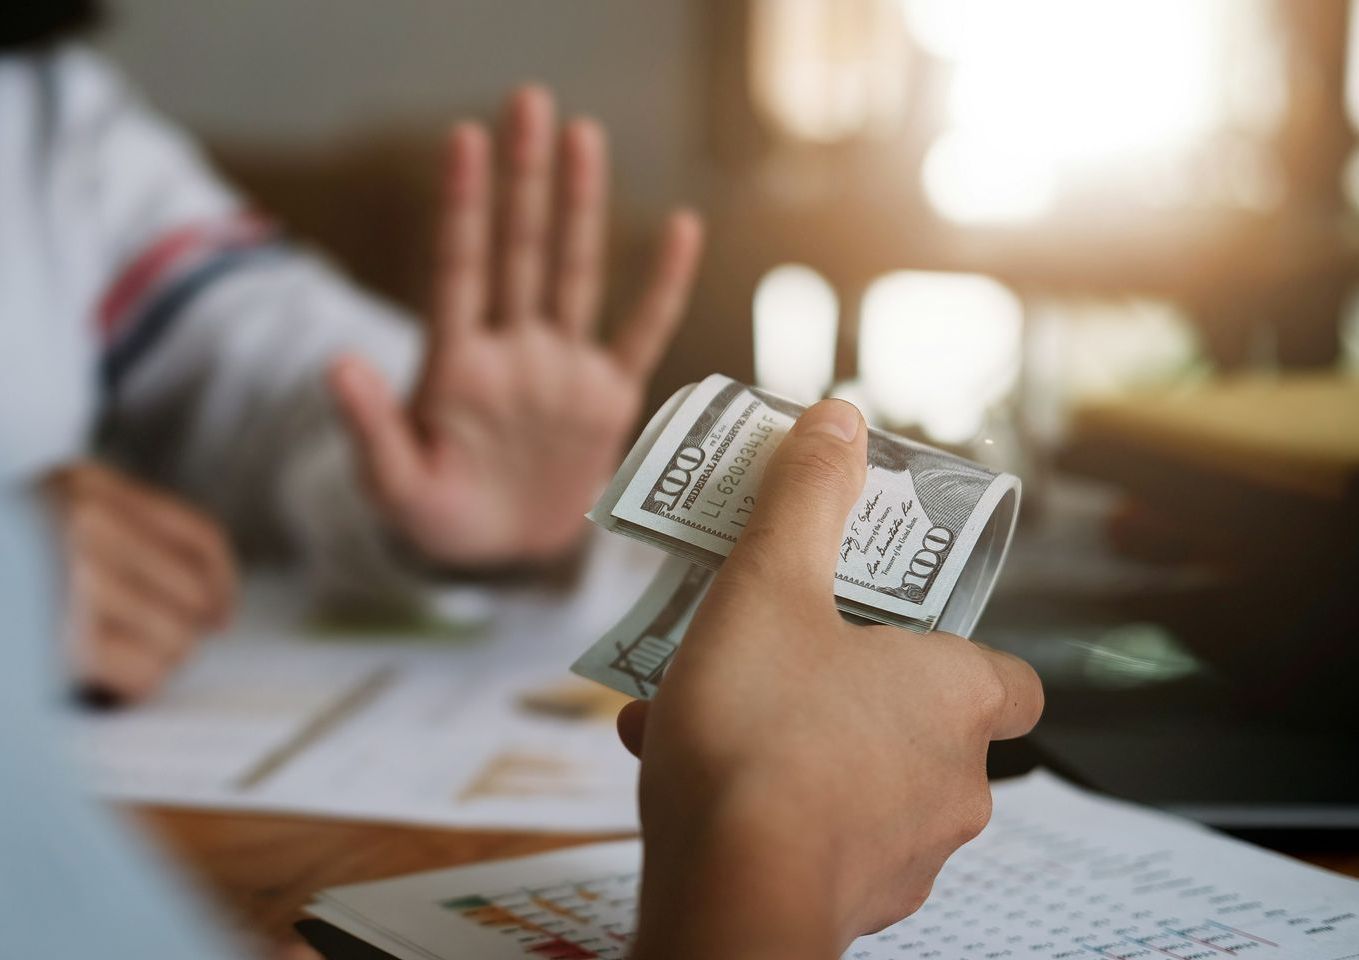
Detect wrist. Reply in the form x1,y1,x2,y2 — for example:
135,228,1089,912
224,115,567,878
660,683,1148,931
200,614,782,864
390,527,589,587
632,784,848,960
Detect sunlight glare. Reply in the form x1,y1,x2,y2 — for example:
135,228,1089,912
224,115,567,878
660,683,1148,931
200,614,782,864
858,271,1022,443
754,264,840,404
750,0,912,142
905,0,1284,223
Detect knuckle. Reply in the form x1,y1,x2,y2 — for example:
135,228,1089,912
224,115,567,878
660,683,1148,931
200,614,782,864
1007,658,1045,730
866,877,934,932
1028,669,1046,727
900,880,934,920
973,663,1009,725
942,636,1007,726
1019,655,1043,699
953,789,993,846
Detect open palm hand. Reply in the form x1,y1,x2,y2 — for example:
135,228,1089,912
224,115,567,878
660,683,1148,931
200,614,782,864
329,87,703,566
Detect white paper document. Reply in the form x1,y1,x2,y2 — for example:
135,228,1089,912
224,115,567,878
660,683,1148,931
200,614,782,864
73,535,661,832
307,772,1359,960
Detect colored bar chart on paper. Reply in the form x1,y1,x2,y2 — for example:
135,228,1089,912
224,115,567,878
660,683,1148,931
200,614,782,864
309,773,1359,960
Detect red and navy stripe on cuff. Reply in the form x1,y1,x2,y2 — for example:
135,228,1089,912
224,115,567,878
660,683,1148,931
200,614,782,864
97,213,282,390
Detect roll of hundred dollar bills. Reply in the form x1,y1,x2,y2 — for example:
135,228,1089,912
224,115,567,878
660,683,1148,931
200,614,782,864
572,374,1019,699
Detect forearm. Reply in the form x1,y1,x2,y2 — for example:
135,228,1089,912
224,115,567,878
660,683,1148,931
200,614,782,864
632,795,847,960
63,45,439,609
106,254,425,605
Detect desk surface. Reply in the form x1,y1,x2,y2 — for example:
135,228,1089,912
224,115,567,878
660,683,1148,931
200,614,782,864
138,807,629,941
139,807,1359,944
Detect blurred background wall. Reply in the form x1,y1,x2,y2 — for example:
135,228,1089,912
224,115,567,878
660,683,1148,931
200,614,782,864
95,0,712,405
95,0,701,201
96,0,1359,406
92,0,1359,455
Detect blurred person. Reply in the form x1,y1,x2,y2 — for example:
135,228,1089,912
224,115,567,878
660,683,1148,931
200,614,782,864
0,403,1042,958
1,2,703,702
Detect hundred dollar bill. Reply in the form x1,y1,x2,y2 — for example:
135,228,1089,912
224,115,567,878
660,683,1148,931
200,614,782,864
572,374,1020,697
569,555,711,700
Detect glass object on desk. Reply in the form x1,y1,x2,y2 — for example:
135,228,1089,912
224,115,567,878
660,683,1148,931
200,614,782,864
1077,622,1204,689
983,615,1207,692
904,0,1286,223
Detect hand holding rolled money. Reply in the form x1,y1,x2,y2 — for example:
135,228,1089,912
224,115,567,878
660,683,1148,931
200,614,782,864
572,374,1020,698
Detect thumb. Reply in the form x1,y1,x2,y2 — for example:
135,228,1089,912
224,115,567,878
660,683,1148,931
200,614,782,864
326,354,423,509
722,398,866,600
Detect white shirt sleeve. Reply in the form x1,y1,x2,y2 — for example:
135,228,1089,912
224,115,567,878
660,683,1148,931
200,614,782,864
56,46,431,612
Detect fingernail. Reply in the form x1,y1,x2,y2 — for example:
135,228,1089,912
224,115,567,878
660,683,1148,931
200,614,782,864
798,399,861,443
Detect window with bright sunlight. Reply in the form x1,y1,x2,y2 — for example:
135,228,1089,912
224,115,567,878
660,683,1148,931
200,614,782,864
752,0,1288,223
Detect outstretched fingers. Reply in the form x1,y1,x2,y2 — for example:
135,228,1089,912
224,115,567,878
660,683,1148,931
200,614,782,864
553,117,609,338
433,122,493,343
610,210,704,379
496,84,557,326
